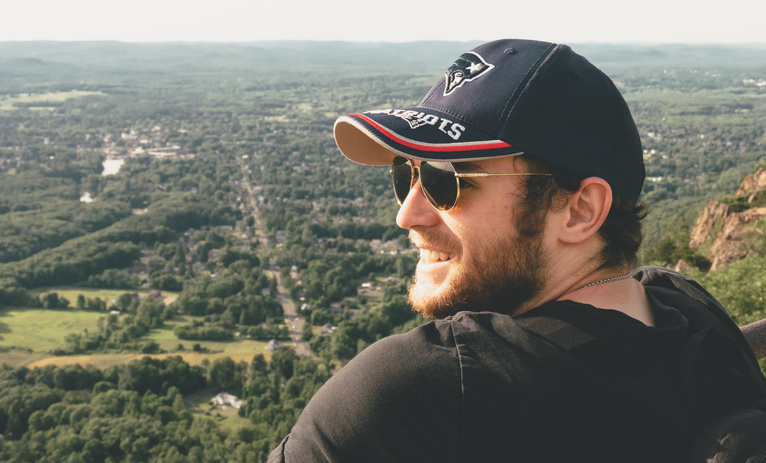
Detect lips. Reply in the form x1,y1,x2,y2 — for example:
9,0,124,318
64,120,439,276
410,230,457,265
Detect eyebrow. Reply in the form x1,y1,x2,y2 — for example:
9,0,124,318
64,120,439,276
452,161,484,173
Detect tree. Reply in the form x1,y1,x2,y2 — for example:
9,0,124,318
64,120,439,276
41,292,69,309
207,357,238,391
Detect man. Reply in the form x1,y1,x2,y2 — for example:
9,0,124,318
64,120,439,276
269,39,766,462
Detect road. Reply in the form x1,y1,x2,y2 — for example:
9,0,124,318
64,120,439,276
268,257,313,357
238,162,314,358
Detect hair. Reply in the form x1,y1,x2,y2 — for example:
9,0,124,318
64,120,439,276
513,156,650,269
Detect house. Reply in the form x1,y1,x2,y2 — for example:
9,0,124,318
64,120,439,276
267,339,281,352
210,392,243,409
321,324,337,336
147,146,181,158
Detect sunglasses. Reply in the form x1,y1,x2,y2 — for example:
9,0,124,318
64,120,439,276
391,156,553,212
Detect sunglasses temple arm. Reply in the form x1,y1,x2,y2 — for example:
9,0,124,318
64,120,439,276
454,173,554,178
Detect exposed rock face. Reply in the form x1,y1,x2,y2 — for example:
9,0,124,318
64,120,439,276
689,168,766,271
707,207,766,271
737,168,766,196
672,259,694,275
689,201,730,248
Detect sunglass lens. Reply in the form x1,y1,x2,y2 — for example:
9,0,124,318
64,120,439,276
420,161,458,211
391,157,413,205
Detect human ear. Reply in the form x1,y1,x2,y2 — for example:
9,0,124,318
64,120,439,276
557,177,612,244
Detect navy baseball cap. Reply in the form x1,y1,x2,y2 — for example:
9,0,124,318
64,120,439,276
334,39,646,204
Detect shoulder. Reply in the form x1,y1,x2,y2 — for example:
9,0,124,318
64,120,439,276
272,312,586,462
276,320,464,462
633,265,724,313
322,320,464,407
325,319,463,404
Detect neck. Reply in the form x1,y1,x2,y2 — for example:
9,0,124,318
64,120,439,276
558,268,654,327
517,236,652,324
575,272,632,290
519,257,654,326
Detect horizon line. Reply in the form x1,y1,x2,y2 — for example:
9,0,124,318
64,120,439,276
1,39,766,47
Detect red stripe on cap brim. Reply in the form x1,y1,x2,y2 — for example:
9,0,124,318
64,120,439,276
352,113,512,152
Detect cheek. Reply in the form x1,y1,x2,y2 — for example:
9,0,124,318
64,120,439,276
462,207,512,238
440,215,470,250
444,187,519,248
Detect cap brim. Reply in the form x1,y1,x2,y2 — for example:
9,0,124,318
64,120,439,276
334,109,523,166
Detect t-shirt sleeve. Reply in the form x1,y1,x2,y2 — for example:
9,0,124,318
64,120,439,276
268,321,463,463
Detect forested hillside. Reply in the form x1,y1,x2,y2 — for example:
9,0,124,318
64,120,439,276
0,41,765,462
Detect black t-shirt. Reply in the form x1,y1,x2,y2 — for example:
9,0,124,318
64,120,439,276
269,267,766,462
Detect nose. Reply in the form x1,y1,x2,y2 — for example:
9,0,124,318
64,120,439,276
396,178,441,230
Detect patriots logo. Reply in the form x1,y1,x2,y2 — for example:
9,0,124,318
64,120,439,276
443,52,494,96
397,112,435,129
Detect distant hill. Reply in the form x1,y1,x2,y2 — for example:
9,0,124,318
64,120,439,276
575,43,766,67
0,41,482,74
1,41,764,73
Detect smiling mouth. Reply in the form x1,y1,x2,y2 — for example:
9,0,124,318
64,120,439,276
420,249,453,263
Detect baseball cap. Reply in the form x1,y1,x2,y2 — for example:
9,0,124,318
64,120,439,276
333,39,646,204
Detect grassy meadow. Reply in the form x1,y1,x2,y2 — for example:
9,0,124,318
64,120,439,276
32,287,180,306
1,288,274,369
0,308,104,351
143,316,274,365
0,90,104,110
0,307,105,366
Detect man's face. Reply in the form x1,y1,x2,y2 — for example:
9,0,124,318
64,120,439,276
396,156,549,319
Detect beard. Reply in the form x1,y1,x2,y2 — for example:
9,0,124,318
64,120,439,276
408,223,547,319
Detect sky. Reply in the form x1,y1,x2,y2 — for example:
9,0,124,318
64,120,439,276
2,0,764,44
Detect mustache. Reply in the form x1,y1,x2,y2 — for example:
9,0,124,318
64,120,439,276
408,229,460,252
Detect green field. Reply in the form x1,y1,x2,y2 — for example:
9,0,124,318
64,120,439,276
145,317,274,359
32,287,180,307
0,308,104,351
0,306,277,369
0,90,103,110
1,286,277,368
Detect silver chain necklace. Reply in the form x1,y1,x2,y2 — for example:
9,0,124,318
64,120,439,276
576,273,631,291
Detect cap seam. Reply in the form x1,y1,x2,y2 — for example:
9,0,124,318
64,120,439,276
605,75,641,202
608,77,623,191
502,43,564,124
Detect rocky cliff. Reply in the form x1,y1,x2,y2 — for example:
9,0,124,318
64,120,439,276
689,168,766,271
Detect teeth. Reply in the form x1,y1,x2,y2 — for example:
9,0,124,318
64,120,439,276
421,249,452,263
